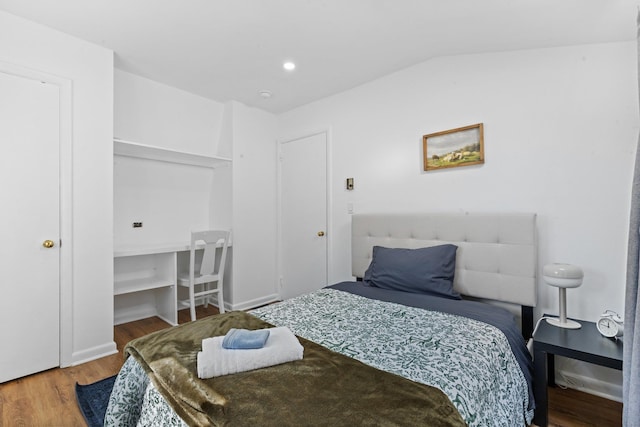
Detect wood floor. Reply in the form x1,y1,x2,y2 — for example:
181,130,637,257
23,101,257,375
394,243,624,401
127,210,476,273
546,386,622,427
0,306,623,427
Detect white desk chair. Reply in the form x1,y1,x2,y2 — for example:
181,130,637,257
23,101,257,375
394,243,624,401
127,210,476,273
177,230,230,321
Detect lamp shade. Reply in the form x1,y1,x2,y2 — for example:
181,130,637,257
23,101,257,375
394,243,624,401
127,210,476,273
543,263,583,288
543,263,583,329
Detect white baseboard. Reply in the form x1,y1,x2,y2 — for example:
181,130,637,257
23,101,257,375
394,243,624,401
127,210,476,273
556,369,623,403
197,294,280,311
68,341,118,367
177,295,281,312
114,305,158,325
230,294,280,311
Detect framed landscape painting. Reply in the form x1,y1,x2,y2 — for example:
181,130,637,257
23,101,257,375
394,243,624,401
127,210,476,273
423,123,484,171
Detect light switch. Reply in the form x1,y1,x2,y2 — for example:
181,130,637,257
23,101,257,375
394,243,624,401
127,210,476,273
346,177,354,190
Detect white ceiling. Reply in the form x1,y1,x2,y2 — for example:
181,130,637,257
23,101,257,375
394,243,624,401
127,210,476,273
1,0,638,113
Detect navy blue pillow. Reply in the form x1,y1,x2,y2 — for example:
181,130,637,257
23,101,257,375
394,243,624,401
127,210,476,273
363,245,460,299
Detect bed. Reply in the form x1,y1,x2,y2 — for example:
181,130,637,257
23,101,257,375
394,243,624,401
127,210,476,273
105,212,537,426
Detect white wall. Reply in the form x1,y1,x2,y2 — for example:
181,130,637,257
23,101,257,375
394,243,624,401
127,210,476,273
278,41,639,400
0,10,115,365
115,69,224,155
114,70,229,247
229,101,280,309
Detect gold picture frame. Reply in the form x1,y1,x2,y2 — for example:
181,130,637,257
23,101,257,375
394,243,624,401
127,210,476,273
423,123,484,171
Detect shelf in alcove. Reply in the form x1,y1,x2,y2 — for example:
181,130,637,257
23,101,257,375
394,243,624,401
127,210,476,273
114,138,231,169
114,276,174,296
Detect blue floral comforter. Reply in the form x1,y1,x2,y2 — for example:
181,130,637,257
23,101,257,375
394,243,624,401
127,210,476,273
106,287,533,426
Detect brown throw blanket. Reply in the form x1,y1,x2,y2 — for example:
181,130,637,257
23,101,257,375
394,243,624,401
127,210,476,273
125,311,467,427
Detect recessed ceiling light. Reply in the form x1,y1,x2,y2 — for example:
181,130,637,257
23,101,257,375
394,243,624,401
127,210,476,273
283,61,296,71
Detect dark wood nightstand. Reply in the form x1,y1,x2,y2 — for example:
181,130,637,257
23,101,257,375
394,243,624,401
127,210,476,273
532,315,623,426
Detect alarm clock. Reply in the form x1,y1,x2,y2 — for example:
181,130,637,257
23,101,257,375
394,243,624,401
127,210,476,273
596,310,624,338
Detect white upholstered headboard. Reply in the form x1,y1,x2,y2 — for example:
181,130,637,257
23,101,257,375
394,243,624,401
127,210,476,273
351,212,537,308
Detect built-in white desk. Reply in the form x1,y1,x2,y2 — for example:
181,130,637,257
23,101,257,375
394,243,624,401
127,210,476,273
114,242,195,258
113,242,229,326
113,139,232,325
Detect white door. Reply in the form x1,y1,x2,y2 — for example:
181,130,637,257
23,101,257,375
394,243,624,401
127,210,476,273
0,71,60,382
279,132,328,300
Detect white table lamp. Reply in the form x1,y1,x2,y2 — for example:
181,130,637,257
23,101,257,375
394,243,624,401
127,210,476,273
543,263,583,329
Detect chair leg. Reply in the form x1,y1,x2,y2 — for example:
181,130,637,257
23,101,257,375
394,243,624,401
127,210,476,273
189,287,196,322
204,282,209,308
218,281,225,314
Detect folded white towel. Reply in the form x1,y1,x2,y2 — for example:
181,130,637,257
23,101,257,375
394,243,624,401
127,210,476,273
197,326,304,379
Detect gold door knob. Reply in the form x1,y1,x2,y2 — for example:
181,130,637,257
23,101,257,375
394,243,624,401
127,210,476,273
43,240,55,248
317,231,325,237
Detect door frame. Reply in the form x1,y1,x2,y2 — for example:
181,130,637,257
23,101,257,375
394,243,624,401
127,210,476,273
276,128,332,299
0,61,74,367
